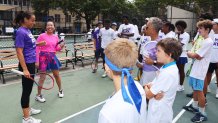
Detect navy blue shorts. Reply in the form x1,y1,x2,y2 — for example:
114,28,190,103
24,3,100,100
177,57,188,64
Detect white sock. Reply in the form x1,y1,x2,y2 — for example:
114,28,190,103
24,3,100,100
192,101,198,109
199,107,206,115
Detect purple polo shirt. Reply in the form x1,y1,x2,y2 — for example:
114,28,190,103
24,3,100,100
92,28,101,50
15,27,36,63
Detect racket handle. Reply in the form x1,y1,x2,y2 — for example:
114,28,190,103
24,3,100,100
11,69,24,75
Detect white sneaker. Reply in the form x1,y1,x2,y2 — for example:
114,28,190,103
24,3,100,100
177,85,184,92
35,95,46,103
102,72,107,78
207,86,211,93
22,117,41,123
30,108,41,116
58,90,64,98
216,89,218,99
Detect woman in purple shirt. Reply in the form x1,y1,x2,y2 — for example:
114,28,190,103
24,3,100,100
15,11,44,123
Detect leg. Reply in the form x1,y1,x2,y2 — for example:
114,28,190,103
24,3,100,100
197,90,205,108
37,73,46,96
177,63,185,85
203,72,212,95
19,63,35,118
52,70,62,91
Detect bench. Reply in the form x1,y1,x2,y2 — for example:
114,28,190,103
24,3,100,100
0,49,18,84
0,48,74,84
56,48,75,69
73,42,95,67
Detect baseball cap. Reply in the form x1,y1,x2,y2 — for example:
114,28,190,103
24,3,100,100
98,21,103,24
112,22,117,26
213,18,218,24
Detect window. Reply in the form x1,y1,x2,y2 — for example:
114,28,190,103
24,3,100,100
55,14,60,22
8,0,11,4
14,0,18,5
0,0,3,4
3,0,7,4
23,0,26,6
65,15,71,22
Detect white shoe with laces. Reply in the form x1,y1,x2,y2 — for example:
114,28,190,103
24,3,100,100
216,89,218,99
102,72,107,78
35,95,46,103
29,108,41,116
22,116,41,123
177,85,184,92
58,90,64,98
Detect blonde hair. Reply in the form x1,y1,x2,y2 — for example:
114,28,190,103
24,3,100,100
197,20,213,32
104,38,138,69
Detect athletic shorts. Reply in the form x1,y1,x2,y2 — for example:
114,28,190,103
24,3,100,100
95,48,104,59
207,62,218,73
189,76,204,91
177,57,188,64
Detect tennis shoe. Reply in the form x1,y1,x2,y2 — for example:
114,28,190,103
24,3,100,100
58,90,64,98
191,112,207,122
183,104,199,113
177,85,184,92
102,72,107,78
22,116,41,123
29,108,41,116
35,95,46,103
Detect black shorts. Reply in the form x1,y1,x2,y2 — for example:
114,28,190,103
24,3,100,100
95,48,104,59
207,63,218,73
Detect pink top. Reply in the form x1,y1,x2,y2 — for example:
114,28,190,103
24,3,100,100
36,33,62,63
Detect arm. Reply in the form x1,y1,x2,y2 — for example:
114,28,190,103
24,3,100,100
16,48,31,78
187,51,202,60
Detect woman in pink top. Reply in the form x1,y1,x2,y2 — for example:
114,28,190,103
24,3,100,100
35,20,65,102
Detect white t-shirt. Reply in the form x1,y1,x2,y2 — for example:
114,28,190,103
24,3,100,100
99,28,115,49
162,31,176,39
117,23,135,41
130,25,140,43
176,32,190,57
190,37,213,80
158,31,165,39
98,82,147,123
139,35,151,55
147,64,179,123
210,34,218,63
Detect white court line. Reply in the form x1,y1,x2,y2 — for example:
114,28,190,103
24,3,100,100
55,100,106,123
172,99,193,123
172,73,216,123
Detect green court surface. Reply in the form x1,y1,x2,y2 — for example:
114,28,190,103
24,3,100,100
0,62,218,123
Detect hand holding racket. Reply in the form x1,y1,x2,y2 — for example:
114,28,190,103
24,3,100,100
11,69,54,90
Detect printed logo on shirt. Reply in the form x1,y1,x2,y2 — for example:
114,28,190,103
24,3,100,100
28,34,36,47
213,38,218,49
122,28,131,33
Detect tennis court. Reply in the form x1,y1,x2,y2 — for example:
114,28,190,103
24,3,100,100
0,60,218,123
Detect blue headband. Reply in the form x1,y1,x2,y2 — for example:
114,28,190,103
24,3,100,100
105,56,142,113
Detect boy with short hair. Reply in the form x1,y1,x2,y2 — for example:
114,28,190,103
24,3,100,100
98,38,147,123
144,38,182,123
183,20,213,122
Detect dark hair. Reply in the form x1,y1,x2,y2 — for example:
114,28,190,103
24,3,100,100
157,38,182,61
104,19,111,24
170,24,175,32
122,15,129,20
175,20,187,29
15,11,34,25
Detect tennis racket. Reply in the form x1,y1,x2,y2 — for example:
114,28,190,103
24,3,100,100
11,69,55,90
56,39,65,47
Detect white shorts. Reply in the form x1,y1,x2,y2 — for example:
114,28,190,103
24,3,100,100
140,71,157,86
